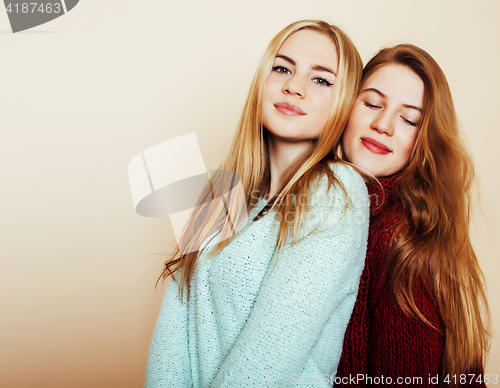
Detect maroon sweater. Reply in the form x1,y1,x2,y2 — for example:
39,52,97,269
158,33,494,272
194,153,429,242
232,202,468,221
335,175,486,387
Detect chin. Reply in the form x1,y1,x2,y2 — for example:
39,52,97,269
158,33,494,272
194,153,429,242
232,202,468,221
351,159,380,177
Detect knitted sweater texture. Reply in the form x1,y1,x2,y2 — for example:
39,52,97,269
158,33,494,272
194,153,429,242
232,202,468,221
335,175,486,388
145,163,369,387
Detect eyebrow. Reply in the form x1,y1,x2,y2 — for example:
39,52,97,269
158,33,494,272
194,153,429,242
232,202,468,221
275,54,337,76
362,87,423,113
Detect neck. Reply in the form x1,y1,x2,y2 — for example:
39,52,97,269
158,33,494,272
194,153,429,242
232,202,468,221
267,135,314,197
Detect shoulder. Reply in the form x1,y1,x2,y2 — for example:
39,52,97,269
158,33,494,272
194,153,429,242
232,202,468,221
308,162,368,212
292,162,369,241
329,161,364,183
330,162,367,196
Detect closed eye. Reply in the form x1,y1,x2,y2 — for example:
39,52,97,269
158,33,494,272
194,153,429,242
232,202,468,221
363,101,380,109
272,66,291,75
401,116,419,127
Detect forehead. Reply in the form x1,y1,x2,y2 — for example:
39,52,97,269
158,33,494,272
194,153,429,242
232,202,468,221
362,64,424,107
278,29,339,69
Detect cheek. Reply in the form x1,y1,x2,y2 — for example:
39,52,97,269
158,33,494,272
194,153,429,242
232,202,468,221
262,79,275,123
263,75,281,98
314,91,335,125
342,105,367,161
342,124,357,161
262,79,272,104
343,108,363,141
399,131,418,163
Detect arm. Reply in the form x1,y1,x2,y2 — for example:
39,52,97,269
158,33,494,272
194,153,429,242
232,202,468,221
211,164,369,387
145,278,192,388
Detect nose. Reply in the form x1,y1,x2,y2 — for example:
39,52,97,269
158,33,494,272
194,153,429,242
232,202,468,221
370,110,394,136
282,74,306,98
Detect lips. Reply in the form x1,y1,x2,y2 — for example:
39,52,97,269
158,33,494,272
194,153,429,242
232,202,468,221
274,102,306,116
360,137,392,155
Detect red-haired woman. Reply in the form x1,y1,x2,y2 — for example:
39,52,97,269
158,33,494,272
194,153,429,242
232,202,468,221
336,44,490,387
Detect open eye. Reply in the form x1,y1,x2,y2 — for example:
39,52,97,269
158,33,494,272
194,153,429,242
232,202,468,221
272,66,291,75
312,77,333,87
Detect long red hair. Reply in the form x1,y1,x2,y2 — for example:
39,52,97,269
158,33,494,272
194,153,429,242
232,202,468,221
361,44,490,381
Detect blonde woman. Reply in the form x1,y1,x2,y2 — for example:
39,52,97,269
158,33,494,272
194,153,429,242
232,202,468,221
145,20,369,387
336,44,490,387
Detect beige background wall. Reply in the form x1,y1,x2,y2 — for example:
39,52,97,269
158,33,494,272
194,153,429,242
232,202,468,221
1,0,499,386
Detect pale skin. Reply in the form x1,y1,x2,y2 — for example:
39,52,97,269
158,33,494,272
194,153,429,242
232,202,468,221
262,29,339,196
342,64,424,177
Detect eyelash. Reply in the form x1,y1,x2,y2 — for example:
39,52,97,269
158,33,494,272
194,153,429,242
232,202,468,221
363,101,380,109
313,77,332,87
271,66,333,87
402,117,418,127
363,101,419,127
272,65,291,75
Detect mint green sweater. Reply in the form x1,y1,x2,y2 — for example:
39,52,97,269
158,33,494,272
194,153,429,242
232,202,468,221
145,163,369,387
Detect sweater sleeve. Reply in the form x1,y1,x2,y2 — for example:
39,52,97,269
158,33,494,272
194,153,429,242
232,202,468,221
210,164,369,387
145,278,192,388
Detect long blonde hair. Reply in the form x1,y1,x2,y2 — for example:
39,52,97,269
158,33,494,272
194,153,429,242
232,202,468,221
159,20,362,297
360,44,490,380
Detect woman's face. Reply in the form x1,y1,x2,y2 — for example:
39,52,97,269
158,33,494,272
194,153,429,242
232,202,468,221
262,29,338,145
342,64,424,177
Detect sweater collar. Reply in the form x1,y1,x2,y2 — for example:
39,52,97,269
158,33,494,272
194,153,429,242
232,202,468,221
367,174,400,217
